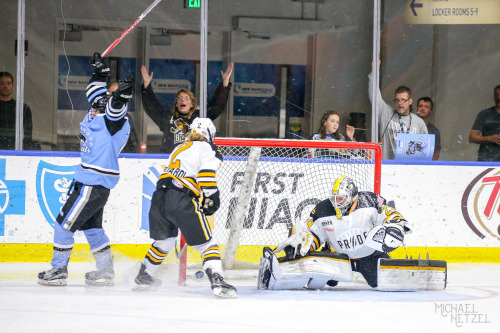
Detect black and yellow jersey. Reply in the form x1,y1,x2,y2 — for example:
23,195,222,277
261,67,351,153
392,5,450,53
159,141,222,197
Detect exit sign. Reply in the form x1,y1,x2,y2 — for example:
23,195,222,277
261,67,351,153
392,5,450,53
184,0,201,8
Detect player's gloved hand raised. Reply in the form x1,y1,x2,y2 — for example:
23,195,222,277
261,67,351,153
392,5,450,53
202,191,220,216
89,52,110,77
112,75,134,103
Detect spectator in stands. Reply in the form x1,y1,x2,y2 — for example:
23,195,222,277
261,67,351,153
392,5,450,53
309,110,355,158
469,85,500,162
141,63,233,153
416,97,441,160
0,71,39,150
108,80,138,153
368,63,428,160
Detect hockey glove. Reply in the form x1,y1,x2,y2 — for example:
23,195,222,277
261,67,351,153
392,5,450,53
275,218,315,257
112,75,134,103
202,191,220,216
294,231,314,257
89,52,110,77
382,225,404,252
365,224,404,253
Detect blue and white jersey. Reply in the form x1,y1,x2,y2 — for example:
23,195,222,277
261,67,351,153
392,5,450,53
73,76,130,189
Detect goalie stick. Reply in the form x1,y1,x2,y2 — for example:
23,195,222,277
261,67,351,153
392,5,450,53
102,0,163,57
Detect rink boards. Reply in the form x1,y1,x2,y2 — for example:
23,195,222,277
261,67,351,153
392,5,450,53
0,154,499,263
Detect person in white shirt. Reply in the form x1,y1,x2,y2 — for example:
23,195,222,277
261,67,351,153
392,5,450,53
368,66,428,159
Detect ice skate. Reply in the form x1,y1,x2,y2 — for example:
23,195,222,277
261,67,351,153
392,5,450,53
132,263,162,291
85,262,115,286
38,266,68,286
206,268,237,298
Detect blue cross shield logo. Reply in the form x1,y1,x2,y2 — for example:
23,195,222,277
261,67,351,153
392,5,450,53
0,159,26,236
36,161,77,227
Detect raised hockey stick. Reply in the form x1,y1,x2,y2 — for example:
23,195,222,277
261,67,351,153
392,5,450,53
102,0,162,57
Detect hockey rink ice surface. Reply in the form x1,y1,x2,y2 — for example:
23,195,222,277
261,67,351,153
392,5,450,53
1,262,499,333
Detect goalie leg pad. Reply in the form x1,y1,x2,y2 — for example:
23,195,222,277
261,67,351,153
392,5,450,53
377,258,447,291
258,247,282,290
285,252,353,289
258,248,353,290
258,247,310,290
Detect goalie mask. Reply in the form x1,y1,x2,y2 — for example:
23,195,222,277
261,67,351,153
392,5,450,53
330,175,358,216
190,117,216,142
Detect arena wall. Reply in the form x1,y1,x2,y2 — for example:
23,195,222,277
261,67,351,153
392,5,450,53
0,153,498,263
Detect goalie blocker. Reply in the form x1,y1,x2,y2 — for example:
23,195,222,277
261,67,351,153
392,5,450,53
258,247,447,291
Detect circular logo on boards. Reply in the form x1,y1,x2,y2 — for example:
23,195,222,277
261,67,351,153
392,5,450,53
461,168,500,241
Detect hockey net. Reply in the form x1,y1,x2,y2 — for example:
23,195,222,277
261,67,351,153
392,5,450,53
175,138,381,278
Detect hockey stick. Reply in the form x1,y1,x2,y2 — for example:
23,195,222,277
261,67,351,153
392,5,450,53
175,236,188,259
175,243,188,259
102,0,163,57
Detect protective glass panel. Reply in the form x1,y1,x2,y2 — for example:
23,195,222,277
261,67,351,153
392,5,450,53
3,1,499,161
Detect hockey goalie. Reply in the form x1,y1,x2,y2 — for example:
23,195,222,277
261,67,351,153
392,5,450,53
258,175,447,291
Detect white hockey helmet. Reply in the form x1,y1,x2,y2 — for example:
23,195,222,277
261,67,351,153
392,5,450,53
330,175,358,214
190,117,216,142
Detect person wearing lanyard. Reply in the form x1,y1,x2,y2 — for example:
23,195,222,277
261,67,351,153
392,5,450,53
368,71,428,160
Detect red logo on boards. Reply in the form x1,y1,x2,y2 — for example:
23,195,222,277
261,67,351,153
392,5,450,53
461,168,500,241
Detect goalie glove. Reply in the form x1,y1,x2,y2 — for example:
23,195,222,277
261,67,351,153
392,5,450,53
275,219,315,258
89,52,110,77
202,191,220,216
365,224,404,253
112,75,134,103
382,225,404,252
291,230,314,257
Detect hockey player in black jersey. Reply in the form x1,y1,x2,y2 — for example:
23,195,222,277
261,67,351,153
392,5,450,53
38,53,133,287
133,117,237,298
258,175,412,290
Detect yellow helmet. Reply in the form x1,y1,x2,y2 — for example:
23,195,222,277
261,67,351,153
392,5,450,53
331,175,358,214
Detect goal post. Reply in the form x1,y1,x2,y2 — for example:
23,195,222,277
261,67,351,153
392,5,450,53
177,138,381,281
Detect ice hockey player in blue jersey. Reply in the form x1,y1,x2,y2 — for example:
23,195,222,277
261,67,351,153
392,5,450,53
133,117,237,298
38,52,133,287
